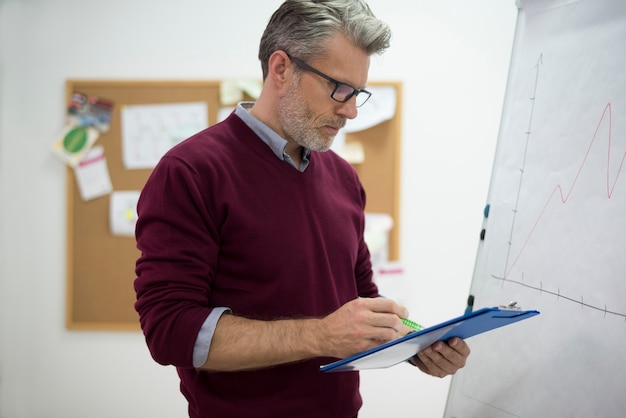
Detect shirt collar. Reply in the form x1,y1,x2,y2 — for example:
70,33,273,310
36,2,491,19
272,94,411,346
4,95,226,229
235,102,310,171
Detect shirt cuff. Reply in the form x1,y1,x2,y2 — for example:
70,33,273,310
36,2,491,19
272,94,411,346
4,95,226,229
192,307,231,368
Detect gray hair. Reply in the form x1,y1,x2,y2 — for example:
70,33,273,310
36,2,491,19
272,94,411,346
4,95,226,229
258,0,391,79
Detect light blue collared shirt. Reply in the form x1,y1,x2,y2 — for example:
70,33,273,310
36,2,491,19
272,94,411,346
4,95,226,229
235,102,311,172
192,102,311,367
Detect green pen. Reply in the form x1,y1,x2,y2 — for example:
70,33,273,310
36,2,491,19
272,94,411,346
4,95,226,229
401,317,423,331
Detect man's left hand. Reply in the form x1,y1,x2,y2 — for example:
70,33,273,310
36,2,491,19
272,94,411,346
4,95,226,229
409,337,470,378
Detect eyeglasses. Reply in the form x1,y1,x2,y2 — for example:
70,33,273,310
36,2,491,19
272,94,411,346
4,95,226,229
286,54,372,107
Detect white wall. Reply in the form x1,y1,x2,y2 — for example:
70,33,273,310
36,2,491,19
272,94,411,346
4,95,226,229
0,1,516,417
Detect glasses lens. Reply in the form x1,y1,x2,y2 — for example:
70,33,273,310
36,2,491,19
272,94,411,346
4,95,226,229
355,91,371,107
332,83,356,102
332,83,371,107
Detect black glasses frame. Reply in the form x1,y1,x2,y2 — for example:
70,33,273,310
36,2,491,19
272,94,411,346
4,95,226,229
286,53,372,107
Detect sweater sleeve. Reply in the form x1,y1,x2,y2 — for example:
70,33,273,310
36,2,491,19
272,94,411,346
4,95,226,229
134,154,220,368
353,178,380,299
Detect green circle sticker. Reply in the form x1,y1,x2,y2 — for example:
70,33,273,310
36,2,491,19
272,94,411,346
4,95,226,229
63,126,88,153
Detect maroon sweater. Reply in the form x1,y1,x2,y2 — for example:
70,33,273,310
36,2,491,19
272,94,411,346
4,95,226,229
134,112,378,417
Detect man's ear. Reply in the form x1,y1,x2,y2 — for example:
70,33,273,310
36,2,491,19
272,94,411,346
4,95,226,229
266,50,292,88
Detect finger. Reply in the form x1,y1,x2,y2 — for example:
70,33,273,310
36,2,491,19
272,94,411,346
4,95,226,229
400,323,417,336
408,355,438,376
417,340,469,377
416,346,450,378
371,312,405,331
354,298,409,334
435,338,470,368
449,337,471,357
360,297,409,319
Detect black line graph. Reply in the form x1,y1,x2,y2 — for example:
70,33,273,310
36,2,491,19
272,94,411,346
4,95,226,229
491,273,626,320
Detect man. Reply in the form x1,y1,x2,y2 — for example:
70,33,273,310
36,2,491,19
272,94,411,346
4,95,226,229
134,1,470,417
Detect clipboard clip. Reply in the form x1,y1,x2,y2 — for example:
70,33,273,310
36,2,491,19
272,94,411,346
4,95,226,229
498,301,522,310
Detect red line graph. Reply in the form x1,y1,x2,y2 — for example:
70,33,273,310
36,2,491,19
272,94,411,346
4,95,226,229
504,102,626,278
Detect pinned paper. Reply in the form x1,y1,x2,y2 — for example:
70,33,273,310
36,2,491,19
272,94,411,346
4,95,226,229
52,92,114,167
67,92,114,133
335,140,365,164
343,86,396,133
331,86,397,162
220,80,263,105
109,191,140,236
52,124,100,167
121,102,208,169
74,145,113,201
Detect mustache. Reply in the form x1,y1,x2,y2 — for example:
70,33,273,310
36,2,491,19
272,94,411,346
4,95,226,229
325,118,346,129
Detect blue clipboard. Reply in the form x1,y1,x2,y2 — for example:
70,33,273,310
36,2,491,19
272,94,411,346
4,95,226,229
320,307,540,372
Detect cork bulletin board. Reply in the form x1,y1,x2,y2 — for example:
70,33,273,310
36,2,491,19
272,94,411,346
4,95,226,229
64,80,403,330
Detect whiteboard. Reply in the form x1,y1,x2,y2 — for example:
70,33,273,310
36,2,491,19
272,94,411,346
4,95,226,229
445,0,626,417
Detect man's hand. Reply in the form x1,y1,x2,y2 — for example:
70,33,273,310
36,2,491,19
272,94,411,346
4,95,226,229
410,337,470,378
315,297,409,359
